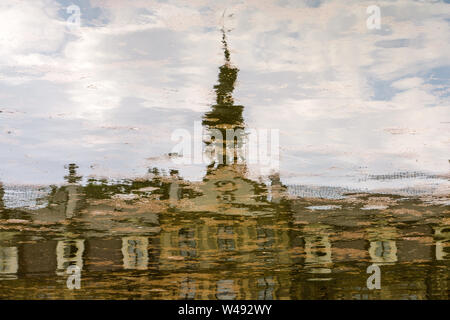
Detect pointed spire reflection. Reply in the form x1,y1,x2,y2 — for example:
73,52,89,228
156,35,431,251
180,29,274,215
203,29,245,169
64,163,82,184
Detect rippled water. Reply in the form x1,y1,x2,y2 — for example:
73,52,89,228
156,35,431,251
0,172,449,299
0,0,449,300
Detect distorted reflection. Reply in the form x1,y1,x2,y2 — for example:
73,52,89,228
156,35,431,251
434,226,450,261
367,227,398,265
179,278,196,299
0,247,18,280
0,30,448,300
303,225,333,278
122,237,149,270
257,277,275,300
56,240,85,276
216,280,237,300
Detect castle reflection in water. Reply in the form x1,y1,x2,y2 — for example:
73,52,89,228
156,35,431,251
0,31,448,300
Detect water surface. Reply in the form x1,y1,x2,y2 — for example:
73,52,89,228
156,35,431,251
0,0,449,300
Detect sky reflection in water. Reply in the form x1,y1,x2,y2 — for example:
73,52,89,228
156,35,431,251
0,0,449,300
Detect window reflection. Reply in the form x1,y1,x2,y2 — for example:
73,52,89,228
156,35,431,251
121,237,149,270
56,239,85,275
0,246,18,280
